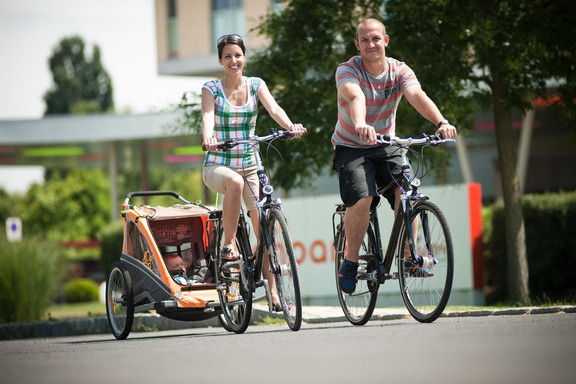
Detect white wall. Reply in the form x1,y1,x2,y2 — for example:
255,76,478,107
279,183,483,306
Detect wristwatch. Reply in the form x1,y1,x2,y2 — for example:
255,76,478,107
437,119,449,128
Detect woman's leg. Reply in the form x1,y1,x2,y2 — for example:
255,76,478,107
221,172,244,253
203,165,244,256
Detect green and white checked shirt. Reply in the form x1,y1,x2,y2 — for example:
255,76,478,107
203,76,264,168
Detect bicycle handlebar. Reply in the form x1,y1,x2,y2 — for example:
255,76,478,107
376,134,455,147
202,128,296,151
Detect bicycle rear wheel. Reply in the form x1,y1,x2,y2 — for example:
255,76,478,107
335,224,379,325
398,200,454,323
268,208,302,331
106,262,134,340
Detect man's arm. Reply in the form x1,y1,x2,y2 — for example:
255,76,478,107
404,84,457,139
338,82,378,144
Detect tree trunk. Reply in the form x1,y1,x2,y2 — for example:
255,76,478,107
492,79,531,305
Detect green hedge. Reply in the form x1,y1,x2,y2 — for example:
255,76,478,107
98,219,124,277
63,278,100,303
484,191,576,304
0,236,64,323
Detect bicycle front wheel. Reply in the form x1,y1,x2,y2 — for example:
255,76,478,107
217,232,253,334
217,256,253,334
268,208,302,331
335,223,379,326
398,200,454,323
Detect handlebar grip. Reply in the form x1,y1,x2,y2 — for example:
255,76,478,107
428,133,443,141
282,130,295,139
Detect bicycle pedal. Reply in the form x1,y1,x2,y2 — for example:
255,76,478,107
356,271,377,281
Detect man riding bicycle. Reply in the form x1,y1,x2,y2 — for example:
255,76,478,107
333,18,458,294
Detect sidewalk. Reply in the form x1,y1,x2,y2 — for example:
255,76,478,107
1,305,574,340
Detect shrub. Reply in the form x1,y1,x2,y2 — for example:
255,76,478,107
63,278,100,303
484,190,576,304
99,220,124,277
0,236,63,323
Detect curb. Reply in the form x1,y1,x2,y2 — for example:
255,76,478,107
1,305,574,340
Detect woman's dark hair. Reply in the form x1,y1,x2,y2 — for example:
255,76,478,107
217,34,245,59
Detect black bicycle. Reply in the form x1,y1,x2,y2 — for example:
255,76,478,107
205,129,302,333
333,134,455,324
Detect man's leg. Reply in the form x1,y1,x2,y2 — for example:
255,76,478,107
338,196,372,293
343,196,373,263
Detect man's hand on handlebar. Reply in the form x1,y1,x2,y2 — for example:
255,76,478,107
435,123,457,140
355,123,378,145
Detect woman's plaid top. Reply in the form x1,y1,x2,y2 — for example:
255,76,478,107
203,76,264,168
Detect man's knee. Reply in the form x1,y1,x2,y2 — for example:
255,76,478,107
350,196,373,211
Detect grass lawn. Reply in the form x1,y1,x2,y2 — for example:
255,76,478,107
46,301,106,321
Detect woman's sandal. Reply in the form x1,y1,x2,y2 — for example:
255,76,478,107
270,292,282,312
220,246,240,261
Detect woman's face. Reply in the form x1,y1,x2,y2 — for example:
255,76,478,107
219,44,245,75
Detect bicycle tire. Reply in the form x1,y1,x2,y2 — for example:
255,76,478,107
105,261,134,340
398,200,454,323
216,228,253,334
335,223,379,325
268,208,302,331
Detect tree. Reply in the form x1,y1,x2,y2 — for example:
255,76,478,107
44,35,114,115
383,0,576,304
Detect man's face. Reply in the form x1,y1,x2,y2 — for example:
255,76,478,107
355,22,389,63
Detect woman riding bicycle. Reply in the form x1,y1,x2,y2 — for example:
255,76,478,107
201,34,306,310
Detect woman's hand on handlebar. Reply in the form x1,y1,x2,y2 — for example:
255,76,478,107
289,123,307,138
202,136,218,151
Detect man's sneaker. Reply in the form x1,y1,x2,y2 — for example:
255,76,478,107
338,259,358,294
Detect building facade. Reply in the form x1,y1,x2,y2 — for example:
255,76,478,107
154,0,274,77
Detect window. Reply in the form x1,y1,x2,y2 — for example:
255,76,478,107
211,0,245,52
167,0,178,58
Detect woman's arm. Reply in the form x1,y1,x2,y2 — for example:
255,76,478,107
201,87,217,149
258,83,306,136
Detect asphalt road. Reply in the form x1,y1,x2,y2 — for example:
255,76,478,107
1,313,574,384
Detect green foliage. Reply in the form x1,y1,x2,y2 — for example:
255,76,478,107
19,169,110,249
384,0,576,124
98,220,124,276
0,188,22,225
484,191,576,304
63,278,100,303
44,35,114,115
118,168,208,205
0,236,64,323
